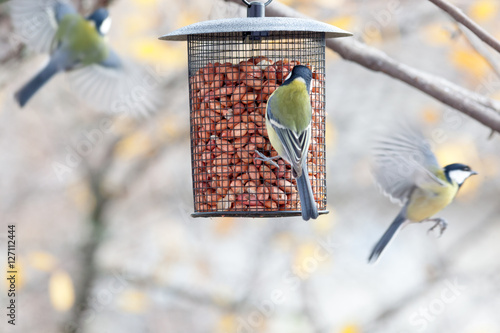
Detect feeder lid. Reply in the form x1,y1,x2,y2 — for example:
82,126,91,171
160,17,352,41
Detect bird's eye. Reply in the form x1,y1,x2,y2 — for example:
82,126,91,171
464,166,470,171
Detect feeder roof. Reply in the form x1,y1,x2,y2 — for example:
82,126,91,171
159,17,352,41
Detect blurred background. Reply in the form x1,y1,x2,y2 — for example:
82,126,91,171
1,0,500,332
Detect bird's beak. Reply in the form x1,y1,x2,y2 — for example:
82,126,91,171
471,170,478,176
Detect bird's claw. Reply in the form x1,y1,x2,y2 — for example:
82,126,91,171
427,218,448,237
254,150,279,168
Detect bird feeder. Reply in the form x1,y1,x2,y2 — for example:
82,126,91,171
160,0,351,217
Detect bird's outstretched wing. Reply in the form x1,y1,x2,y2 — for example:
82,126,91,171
266,94,310,176
11,1,161,115
372,124,446,205
9,0,76,53
66,57,162,116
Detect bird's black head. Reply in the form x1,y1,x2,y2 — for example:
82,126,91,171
87,8,111,36
443,163,477,186
282,65,313,92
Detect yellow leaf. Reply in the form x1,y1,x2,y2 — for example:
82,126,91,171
123,15,156,35
214,218,236,235
28,252,57,272
131,39,186,68
196,258,211,278
312,0,345,7
159,115,187,141
67,181,94,212
118,289,149,313
451,48,489,78
111,115,137,136
362,23,383,45
292,242,327,278
273,232,294,251
469,0,498,22
421,107,440,124
491,89,500,100
423,23,453,46
340,324,361,333
176,11,202,29
131,0,158,7
217,314,237,333
294,242,316,264
313,213,335,234
115,131,153,160
325,121,336,148
50,270,75,311
327,16,356,31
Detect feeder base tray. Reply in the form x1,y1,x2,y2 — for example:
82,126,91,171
191,210,329,218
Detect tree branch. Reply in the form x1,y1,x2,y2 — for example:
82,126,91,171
225,0,500,133
428,0,500,55
327,38,500,130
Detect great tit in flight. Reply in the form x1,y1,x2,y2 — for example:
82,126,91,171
368,126,477,263
10,0,159,115
264,65,319,221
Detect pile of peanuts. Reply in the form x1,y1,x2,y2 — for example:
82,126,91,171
190,57,326,213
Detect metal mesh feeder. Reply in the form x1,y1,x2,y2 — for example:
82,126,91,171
160,1,352,217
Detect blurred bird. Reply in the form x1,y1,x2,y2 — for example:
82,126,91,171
10,0,159,115
262,65,318,221
368,126,477,263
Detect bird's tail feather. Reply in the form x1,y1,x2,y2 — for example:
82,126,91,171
296,162,318,221
368,212,407,263
15,59,60,107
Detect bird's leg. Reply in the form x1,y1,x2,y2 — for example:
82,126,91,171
425,218,448,237
254,150,280,168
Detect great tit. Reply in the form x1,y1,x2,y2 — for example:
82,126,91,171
264,65,319,221
10,0,158,115
368,126,477,263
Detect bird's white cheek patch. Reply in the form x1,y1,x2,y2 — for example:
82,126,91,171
449,170,473,185
100,17,112,35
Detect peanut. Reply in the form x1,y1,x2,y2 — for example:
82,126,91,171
191,57,326,213
231,123,248,138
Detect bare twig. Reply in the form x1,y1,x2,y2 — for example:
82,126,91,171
127,224,286,315
428,0,500,55
225,0,500,133
63,120,120,333
63,179,109,333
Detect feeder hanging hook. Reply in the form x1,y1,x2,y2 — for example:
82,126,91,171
241,0,273,7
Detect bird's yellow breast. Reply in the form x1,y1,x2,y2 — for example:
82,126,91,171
406,182,459,222
269,79,311,132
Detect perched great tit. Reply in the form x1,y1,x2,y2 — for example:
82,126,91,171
368,126,477,263
10,0,158,115
264,65,319,221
